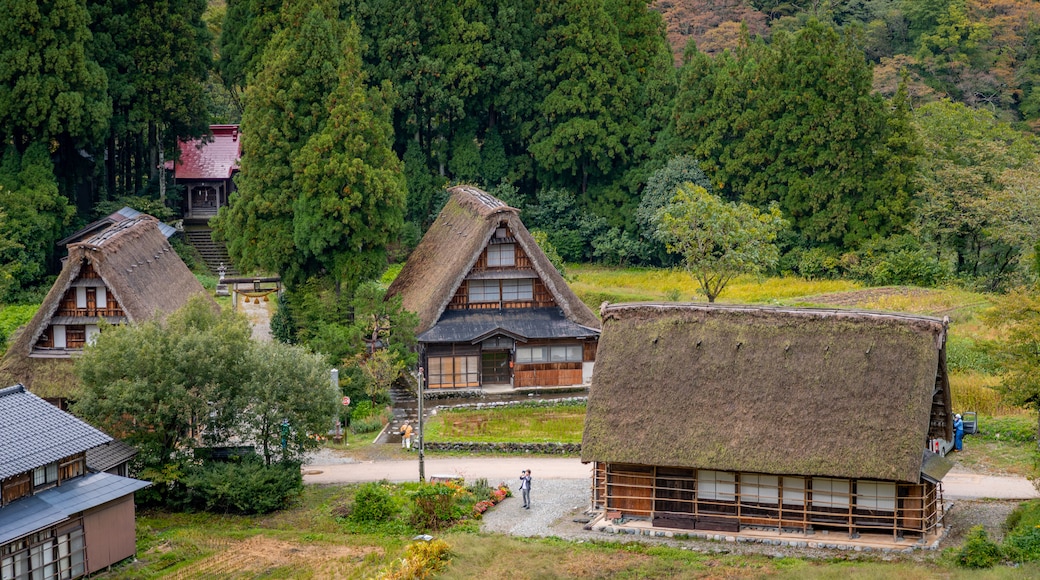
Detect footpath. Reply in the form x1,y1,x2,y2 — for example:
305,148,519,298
303,456,1038,500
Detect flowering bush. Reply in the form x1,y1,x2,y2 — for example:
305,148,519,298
471,483,512,517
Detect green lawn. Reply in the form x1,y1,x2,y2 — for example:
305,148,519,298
425,403,586,444
100,484,1040,579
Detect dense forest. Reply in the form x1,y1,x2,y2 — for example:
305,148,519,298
2,0,1040,306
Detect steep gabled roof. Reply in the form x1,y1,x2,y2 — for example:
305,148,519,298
582,303,952,484
387,185,600,334
0,216,216,398
58,206,176,247
174,124,241,180
0,384,112,479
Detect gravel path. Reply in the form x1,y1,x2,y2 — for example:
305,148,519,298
481,478,591,538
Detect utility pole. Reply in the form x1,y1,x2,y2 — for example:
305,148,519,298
418,366,425,482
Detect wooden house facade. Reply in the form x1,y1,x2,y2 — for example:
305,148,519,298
582,303,954,540
173,124,241,222
0,216,216,403
387,186,600,390
0,385,150,579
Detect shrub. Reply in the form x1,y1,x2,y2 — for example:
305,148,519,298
956,526,1003,568
0,304,38,354
182,457,303,514
946,336,1000,375
379,539,452,580
350,481,400,524
1005,527,1040,562
351,403,392,434
977,415,1036,443
848,235,950,287
797,247,843,280
410,484,458,531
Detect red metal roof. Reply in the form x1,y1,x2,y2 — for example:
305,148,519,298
174,125,241,180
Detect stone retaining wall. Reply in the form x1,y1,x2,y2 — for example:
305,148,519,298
422,442,581,454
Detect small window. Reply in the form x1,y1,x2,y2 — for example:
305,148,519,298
501,279,532,301
487,244,515,267
516,346,546,363
33,463,58,488
782,476,805,505
857,481,896,512
698,470,735,501
812,477,850,509
740,473,779,505
468,280,500,303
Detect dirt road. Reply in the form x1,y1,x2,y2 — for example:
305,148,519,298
303,456,1038,500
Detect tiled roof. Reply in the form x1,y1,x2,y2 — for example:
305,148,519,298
0,472,150,545
0,385,112,480
174,124,241,180
57,207,176,247
418,308,600,344
86,439,137,473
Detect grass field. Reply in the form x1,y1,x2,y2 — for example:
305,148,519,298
103,485,1040,579
425,403,586,444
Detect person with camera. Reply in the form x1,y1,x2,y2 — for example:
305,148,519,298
519,469,532,509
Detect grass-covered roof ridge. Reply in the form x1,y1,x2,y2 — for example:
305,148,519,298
582,302,951,483
387,185,599,334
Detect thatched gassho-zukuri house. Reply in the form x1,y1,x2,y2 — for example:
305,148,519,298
387,185,600,390
0,215,216,403
582,303,954,541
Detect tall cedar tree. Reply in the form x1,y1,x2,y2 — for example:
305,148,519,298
292,22,406,295
0,0,110,152
531,0,634,195
212,1,345,284
0,144,76,301
674,20,915,249
218,0,285,91
89,0,212,200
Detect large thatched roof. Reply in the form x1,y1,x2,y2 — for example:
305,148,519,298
387,185,599,334
0,216,216,399
582,303,952,484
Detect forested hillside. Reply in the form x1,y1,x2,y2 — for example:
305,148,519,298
1,0,1039,306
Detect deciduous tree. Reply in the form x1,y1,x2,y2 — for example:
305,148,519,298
655,183,787,303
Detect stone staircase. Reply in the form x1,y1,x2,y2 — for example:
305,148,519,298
183,226,238,276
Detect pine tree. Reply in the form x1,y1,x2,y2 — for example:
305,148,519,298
0,0,110,151
212,1,345,281
291,22,406,295
0,144,76,300
530,0,634,194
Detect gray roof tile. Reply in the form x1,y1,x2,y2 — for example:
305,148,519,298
0,472,150,545
418,308,600,344
0,385,112,480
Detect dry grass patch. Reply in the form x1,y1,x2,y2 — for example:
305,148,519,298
161,535,378,579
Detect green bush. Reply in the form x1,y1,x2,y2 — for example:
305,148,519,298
1005,528,1040,562
1004,500,1040,562
0,303,38,353
182,457,303,514
350,481,400,524
977,415,1036,443
797,247,843,280
946,336,1000,375
956,526,1003,568
848,235,950,287
410,484,459,531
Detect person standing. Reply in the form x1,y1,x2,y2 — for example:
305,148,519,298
400,423,414,450
954,414,964,451
519,469,532,509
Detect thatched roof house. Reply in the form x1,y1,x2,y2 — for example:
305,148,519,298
0,215,216,401
582,302,953,539
388,186,599,390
